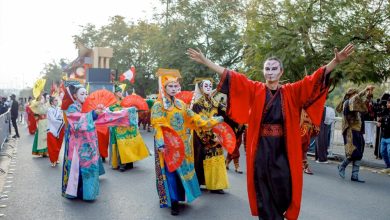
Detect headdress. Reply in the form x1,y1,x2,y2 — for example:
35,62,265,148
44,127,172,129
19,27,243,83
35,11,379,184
189,77,217,109
156,68,182,111
114,84,123,93
336,88,359,113
61,79,83,110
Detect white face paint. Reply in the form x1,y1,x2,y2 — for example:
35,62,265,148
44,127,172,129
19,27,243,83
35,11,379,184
201,80,213,95
76,88,87,103
165,82,180,97
263,60,282,82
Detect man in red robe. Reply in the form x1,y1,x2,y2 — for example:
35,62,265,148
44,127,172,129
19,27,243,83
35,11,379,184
188,44,354,220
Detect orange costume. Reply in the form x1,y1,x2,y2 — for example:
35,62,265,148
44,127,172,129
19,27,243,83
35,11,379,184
218,67,329,219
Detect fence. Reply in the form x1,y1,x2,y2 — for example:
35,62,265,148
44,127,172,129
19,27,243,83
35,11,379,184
0,109,10,151
328,117,378,157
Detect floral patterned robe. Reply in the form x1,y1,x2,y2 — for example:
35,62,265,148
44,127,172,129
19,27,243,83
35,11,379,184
151,98,223,208
62,101,138,200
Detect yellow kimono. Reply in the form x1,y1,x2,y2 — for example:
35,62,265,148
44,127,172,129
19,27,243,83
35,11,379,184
31,100,49,156
151,98,223,208
109,102,149,168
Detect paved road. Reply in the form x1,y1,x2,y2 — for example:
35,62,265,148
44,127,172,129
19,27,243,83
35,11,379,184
0,127,389,219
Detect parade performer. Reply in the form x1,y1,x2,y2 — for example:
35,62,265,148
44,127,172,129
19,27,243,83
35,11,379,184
47,96,65,167
190,78,229,194
225,124,246,174
336,86,374,183
151,69,223,216
31,93,50,157
25,97,37,135
109,85,149,171
61,83,138,201
300,110,319,175
188,43,354,220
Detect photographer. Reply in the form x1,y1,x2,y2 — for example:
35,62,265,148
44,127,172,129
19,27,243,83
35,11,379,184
377,98,390,173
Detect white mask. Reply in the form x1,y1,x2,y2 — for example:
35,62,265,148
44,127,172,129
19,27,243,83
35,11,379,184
165,82,180,97
76,88,87,103
201,80,213,95
263,60,282,82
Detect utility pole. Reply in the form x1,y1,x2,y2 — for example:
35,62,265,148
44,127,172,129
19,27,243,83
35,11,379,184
165,0,169,27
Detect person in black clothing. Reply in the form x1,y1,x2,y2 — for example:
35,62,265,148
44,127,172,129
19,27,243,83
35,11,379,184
0,97,8,115
10,94,20,138
378,98,390,172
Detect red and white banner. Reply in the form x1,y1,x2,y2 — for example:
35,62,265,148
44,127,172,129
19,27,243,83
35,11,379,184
119,66,136,83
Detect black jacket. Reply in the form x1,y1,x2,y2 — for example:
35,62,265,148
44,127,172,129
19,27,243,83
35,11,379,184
11,100,19,119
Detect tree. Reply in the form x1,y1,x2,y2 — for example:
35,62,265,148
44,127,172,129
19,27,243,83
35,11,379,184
244,0,389,83
40,60,65,93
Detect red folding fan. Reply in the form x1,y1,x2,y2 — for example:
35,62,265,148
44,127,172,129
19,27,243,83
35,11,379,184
121,94,148,111
212,122,237,154
161,126,185,172
81,89,117,113
175,91,194,104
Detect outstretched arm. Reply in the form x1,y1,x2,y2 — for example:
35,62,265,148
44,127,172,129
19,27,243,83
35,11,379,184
325,43,354,75
187,48,225,76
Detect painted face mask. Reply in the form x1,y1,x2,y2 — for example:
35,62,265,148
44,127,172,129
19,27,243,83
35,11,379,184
165,82,180,97
263,60,282,82
76,88,87,103
201,80,213,95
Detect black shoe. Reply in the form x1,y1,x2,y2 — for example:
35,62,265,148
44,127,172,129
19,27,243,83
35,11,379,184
210,190,225,194
126,163,134,169
12,135,19,138
119,166,126,172
171,202,179,216
351,177,365,183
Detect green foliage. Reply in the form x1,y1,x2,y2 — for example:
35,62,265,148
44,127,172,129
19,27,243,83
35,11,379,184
40,60,65,92
245,0,389,83
38,0,388,97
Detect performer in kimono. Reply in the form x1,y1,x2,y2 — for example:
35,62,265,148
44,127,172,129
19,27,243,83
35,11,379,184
151,69,223,216
109,85,149,172
25,97,37,135
62,84,139,201
336,86,374,183
190,78,229,194
31,93,50,157
188,43,355,220
47,96,65,167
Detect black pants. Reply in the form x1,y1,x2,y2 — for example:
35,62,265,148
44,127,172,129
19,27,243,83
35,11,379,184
11,117,19,137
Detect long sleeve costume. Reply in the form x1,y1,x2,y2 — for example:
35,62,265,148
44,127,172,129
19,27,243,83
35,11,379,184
218,67,330,219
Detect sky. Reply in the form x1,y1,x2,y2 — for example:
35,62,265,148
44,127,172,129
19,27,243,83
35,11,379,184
0,0,158,90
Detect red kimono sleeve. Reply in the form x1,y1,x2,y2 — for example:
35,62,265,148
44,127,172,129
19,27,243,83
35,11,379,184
217,69,261,124
287,66,330,126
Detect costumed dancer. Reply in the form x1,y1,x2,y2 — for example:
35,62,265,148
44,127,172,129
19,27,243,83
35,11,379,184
188,43,354,220
25,97,37,135
151,69,223,216
31,93,50,157
47,96,65,167
336,86,374,183
300,110,319,175
109,85,149,171
190,78,229,194
61,83,138,201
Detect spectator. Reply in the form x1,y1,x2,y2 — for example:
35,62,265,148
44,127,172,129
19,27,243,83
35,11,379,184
373,98,384,159
378,98,390,173
0,97,8,115
10,94,20,138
